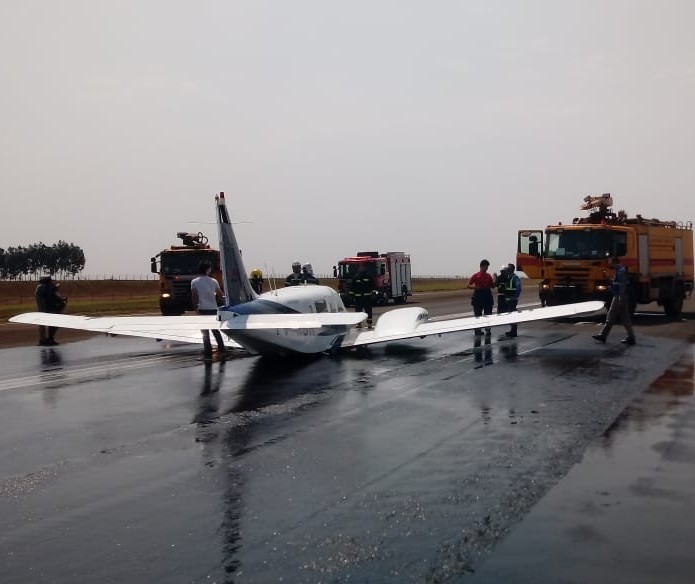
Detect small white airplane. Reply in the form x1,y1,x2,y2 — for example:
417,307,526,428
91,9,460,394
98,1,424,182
11,193,604,356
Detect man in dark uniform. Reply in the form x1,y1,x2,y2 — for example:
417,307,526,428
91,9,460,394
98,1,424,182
592,257,636,345
35,276,67,346
350,263,375,329
496,265,509,315
503,263,522,338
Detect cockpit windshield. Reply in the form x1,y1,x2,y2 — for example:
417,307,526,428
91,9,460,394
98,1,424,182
545,229,627,259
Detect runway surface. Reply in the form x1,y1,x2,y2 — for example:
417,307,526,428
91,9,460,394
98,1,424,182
0,313,693,583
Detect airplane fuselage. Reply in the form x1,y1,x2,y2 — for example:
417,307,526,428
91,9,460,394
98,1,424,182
219,285,353,355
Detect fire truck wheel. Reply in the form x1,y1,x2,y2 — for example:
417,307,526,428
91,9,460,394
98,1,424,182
394,286,408,304
663,289,684,317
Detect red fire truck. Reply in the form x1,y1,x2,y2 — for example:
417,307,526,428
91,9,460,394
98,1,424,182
333,251,412,307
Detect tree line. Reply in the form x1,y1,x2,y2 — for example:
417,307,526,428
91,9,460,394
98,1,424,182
0,242,86,280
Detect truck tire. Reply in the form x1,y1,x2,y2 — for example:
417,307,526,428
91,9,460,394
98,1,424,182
394,285,408,304
663,287,684,317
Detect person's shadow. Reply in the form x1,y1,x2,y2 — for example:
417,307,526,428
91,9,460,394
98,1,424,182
500,339,518,361
39,347,65,405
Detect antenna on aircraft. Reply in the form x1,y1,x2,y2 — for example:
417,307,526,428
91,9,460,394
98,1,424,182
265,263,278,294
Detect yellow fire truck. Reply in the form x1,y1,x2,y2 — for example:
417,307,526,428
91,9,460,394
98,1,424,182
150,232,222,315
516,194,694,316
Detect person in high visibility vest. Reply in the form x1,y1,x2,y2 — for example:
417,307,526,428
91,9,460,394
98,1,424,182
349,263,375,329
503,263,522,338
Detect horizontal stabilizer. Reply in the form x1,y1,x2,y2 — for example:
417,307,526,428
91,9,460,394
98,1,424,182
221,312,367,330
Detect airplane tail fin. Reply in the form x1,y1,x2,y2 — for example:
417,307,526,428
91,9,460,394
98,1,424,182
216,192,258,305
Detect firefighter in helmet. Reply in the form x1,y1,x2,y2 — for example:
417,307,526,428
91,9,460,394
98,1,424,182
496,265,510,315
285,261,302,286
250,268,264,294
349,263,375,328
300,263,319,285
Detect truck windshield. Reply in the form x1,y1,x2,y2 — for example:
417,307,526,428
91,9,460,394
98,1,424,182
338,263,376,278
161,251,218,275
545,230,627,259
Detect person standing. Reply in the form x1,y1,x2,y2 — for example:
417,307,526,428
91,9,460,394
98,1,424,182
467,259,495,335
285,261,302,286
496,265,510,316
249,268,264,294
350,263,375,329
35,276,66,346
191,261,226,359
300,263,319,284
503,263,522,338
592,257,636,345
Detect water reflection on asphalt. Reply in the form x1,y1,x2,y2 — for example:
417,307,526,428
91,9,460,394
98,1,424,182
470,345,695,584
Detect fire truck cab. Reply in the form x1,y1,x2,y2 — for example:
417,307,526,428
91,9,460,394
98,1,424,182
517,194,694,316
333,251,412,307
150,232,222,315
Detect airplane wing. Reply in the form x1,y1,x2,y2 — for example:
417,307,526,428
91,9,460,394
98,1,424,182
9,311,367,346
341,301,605,348
9,313,243,348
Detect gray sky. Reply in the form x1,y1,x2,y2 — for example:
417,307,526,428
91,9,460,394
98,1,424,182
2,0,694,278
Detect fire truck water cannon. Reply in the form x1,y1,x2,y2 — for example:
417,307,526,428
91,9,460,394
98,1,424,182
176,232,210,248
517,193,694,317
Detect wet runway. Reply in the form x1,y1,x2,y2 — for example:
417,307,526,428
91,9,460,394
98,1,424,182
0,318,692,583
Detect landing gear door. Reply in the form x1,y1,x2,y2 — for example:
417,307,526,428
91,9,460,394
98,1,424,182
517,230,544,278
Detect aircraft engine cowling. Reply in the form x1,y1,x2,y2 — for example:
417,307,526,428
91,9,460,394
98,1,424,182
373,306,429,335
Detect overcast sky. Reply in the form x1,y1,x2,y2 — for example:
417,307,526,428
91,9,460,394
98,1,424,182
2,0,694,278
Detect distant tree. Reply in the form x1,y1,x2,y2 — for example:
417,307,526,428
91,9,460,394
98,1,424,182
0,242,86,280
66,243,86,277
5,246,28,280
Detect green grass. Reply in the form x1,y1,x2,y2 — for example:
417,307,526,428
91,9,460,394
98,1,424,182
1,296,159,321
1,278,468,323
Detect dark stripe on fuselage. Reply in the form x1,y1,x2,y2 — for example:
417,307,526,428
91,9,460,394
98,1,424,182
220,298,301,316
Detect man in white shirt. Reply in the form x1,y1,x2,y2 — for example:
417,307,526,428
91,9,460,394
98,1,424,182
191,261,226,358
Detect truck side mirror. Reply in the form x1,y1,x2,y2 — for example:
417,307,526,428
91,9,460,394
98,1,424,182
332,266,337,278
150,258,158,273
